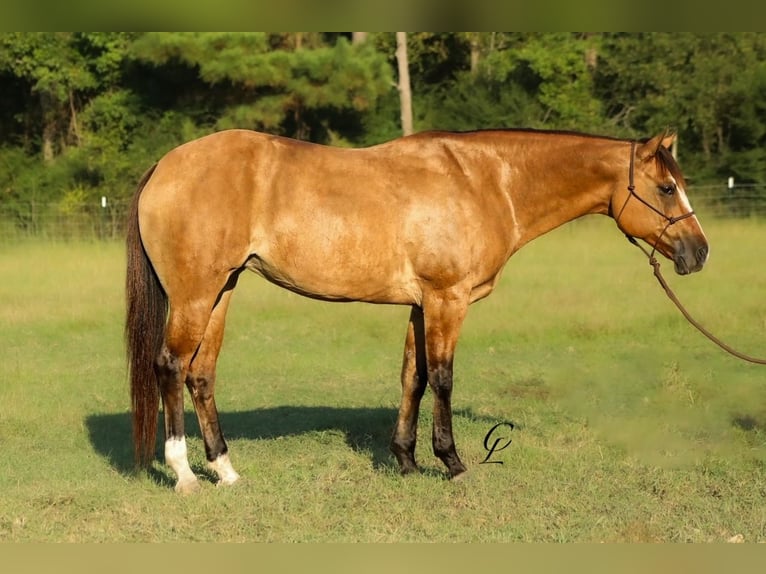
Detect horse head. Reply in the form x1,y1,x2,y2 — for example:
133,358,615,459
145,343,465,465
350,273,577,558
612,132,709,275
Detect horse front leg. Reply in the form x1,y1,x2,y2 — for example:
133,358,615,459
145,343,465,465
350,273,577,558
428,359,467,478
423,287,469,479
390,306,428,474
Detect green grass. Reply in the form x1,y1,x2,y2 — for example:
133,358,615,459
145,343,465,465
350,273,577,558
1,218,766,542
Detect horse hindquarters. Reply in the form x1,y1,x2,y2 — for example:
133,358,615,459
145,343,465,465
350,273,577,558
130,172,245,492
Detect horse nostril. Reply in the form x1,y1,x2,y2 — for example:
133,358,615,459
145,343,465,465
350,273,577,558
696,245,709,263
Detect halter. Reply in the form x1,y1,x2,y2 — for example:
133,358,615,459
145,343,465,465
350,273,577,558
619,142,766,365
617,141,696,261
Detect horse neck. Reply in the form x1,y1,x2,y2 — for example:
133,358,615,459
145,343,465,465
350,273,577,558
492,134,627,250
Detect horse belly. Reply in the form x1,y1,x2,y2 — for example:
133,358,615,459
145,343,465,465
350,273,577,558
246,228,420,305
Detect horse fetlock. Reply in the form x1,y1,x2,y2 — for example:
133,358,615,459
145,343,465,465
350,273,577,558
442,452,467,479
209,453,240,486
432,437,466,477
165,436,199,493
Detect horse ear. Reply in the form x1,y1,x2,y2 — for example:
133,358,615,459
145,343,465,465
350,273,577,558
637,131,676,161
660,131,676,150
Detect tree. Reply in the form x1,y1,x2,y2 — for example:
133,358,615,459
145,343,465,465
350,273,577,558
414,33,604,133
129,32,393,142
4,31,766,219
396,32,413,136
0,33,97,162
595,33,766,181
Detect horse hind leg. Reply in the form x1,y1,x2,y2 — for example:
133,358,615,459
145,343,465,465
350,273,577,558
157,277,237,493
185,282,240,487
156,312,206,494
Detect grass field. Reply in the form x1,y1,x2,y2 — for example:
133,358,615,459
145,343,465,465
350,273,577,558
1,216,765,542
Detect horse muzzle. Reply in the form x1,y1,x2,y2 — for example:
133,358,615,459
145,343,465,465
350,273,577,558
673,240,709,275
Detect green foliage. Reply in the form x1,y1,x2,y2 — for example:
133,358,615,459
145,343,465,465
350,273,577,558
0,32,97,102
595,33,766,182
418,70,544,131
514,34,604,130
2,32,766,212
0,146,42,199
130,33,392,140
418,33,605,133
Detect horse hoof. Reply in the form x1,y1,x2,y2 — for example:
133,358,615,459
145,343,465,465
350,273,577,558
216,474,241,488
174,478,201,494
450,468,470,482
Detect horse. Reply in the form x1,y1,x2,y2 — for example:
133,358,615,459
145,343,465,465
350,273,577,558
125,128,709,493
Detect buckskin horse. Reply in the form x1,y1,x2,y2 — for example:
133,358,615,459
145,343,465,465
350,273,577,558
125,128,709,493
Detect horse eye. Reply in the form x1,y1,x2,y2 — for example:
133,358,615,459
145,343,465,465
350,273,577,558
659,183,676,196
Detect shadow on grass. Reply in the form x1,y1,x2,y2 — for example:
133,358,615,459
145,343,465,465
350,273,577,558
86,405,500,487
731,412,766,432
87,406,399,481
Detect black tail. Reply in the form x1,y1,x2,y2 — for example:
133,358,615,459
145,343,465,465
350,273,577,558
125,164,166,468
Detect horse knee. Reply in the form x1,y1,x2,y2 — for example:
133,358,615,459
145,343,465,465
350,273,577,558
432,427,455,457
428,364,453,397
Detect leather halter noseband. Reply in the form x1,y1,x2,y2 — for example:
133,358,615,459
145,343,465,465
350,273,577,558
617,141,696,260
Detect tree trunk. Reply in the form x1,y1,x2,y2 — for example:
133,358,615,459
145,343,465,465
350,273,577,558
585,47,598,69
396,32,413,137
470,33,480,76
352,32,368,45
40,91,56,163
69,89,81,147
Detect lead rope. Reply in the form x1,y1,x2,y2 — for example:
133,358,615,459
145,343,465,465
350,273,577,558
622,142,766,365
627,236,766,364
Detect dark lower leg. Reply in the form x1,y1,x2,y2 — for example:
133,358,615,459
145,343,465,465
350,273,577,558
186,370,240,485
391,307,427,474
429,362,467,478
156,345,185,443
185,372,228,462
421,288,469,478
390,375,427,473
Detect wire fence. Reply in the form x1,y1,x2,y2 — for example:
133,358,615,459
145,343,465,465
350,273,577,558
0,197,130,243
1,184,765,243
691,183,766,219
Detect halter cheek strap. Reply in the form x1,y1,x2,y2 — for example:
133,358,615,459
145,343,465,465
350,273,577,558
619,141,696,261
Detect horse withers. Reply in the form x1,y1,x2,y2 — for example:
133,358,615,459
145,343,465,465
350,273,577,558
125,128,708,493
